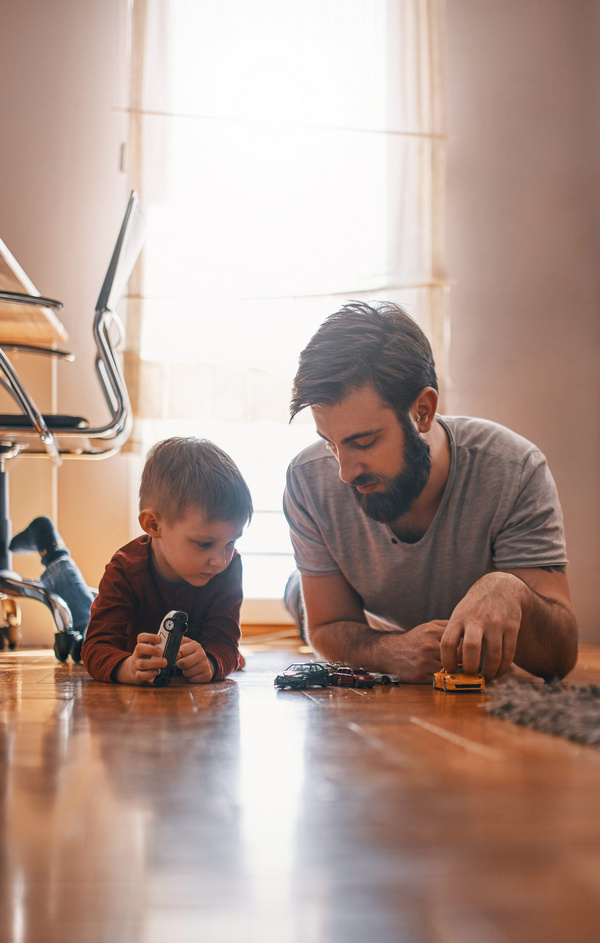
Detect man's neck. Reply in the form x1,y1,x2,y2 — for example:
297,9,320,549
389,418,451,542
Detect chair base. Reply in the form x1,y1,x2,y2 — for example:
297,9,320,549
0,570,72,628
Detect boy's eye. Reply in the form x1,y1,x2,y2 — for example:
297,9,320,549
197,542,213,550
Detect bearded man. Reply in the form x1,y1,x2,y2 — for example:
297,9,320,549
283,301,577,683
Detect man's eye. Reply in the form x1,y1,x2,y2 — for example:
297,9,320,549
354,438,376,450
198,542,212,550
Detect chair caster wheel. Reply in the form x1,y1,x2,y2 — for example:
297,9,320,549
70,634,83,663
54,631,72,663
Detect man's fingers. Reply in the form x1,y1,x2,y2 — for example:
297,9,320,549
440,620,465,672
495,628,519,679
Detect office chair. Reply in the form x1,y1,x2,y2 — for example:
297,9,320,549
0,191,146,659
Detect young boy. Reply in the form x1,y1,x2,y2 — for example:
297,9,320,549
81,437,253,685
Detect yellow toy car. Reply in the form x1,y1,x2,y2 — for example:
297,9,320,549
433,667,485,692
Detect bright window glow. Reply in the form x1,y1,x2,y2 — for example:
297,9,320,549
130,0,443,603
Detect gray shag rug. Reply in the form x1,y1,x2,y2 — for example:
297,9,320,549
486,679,600,747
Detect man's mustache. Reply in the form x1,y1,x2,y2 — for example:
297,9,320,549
351,473,381,489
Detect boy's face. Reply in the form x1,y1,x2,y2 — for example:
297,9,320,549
145,505,244,586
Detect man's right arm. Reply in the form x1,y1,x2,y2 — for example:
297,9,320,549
301,571,446,683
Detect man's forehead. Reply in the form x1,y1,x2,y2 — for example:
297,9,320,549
312,386,397,439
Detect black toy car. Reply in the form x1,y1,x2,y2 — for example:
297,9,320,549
274,663,331,690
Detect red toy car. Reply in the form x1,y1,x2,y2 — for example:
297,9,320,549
329,665,376,688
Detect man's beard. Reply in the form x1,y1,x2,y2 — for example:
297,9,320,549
350,417,432,524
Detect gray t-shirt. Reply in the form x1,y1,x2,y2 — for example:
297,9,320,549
283,416,567,632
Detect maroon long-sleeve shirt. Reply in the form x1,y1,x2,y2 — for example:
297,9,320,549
81,535,244,683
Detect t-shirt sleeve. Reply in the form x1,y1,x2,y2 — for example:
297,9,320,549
492,450,567,569
81,558,139,683
197,553,244,680
283,461,341,576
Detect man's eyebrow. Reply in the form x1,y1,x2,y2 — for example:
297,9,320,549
316,428,383,445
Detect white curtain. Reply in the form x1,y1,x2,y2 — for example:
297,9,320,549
125,0,448,603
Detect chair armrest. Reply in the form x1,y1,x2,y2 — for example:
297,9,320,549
0,291,63,310
1,343,73,360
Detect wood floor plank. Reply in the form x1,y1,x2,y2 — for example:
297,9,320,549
0,645,600,941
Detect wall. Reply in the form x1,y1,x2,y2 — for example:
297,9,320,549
446,0,600,640
0,0,136,644
2,0,599,645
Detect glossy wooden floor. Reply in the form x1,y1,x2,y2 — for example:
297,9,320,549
2,640,600,943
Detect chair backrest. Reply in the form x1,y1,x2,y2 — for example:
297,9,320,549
97,190,146,315
0,191,146,463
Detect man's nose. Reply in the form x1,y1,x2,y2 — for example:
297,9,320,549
337,450,364,485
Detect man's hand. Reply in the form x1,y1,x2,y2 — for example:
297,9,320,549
441,572,528,680
442,568,578,681
393,620,447,682
176,638,215,684
115,632,167,685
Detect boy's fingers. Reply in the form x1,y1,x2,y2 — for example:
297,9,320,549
135,654,166,670
136,643,165,660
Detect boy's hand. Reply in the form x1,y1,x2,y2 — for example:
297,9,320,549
115,633,167,685
176,638,215,684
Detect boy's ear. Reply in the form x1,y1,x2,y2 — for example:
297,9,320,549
139,508,162,538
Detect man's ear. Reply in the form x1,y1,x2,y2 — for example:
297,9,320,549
411,387,438,433
139,508,162,538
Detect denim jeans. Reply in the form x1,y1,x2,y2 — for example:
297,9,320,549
41,556,94,636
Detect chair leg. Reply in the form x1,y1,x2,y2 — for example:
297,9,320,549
0,572,72,631
0,597,21,650
0,459,81,663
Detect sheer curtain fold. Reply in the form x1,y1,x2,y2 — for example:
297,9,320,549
125,0,448,602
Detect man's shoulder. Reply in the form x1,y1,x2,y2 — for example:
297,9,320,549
441,416,541,464
287,439,339,482
289,438,332,468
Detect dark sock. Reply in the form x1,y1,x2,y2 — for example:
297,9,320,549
9,517,68,565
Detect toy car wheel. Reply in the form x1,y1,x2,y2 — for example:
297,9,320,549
164,619,175,631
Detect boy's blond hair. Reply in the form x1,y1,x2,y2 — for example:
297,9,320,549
139,437,253,525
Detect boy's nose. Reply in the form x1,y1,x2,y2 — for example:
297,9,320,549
209,547,228,568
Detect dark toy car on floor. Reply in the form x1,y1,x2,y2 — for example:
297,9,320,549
274,663,331,690
328,665,376,688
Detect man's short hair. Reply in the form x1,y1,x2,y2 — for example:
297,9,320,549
139,437,253,525
290,301,438,420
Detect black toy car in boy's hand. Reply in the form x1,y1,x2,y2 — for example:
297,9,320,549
153,610,189,687
274,663,331,690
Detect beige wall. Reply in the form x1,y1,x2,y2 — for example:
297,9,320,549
1,1,598,644
446,1,600,640
0,0,138,644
